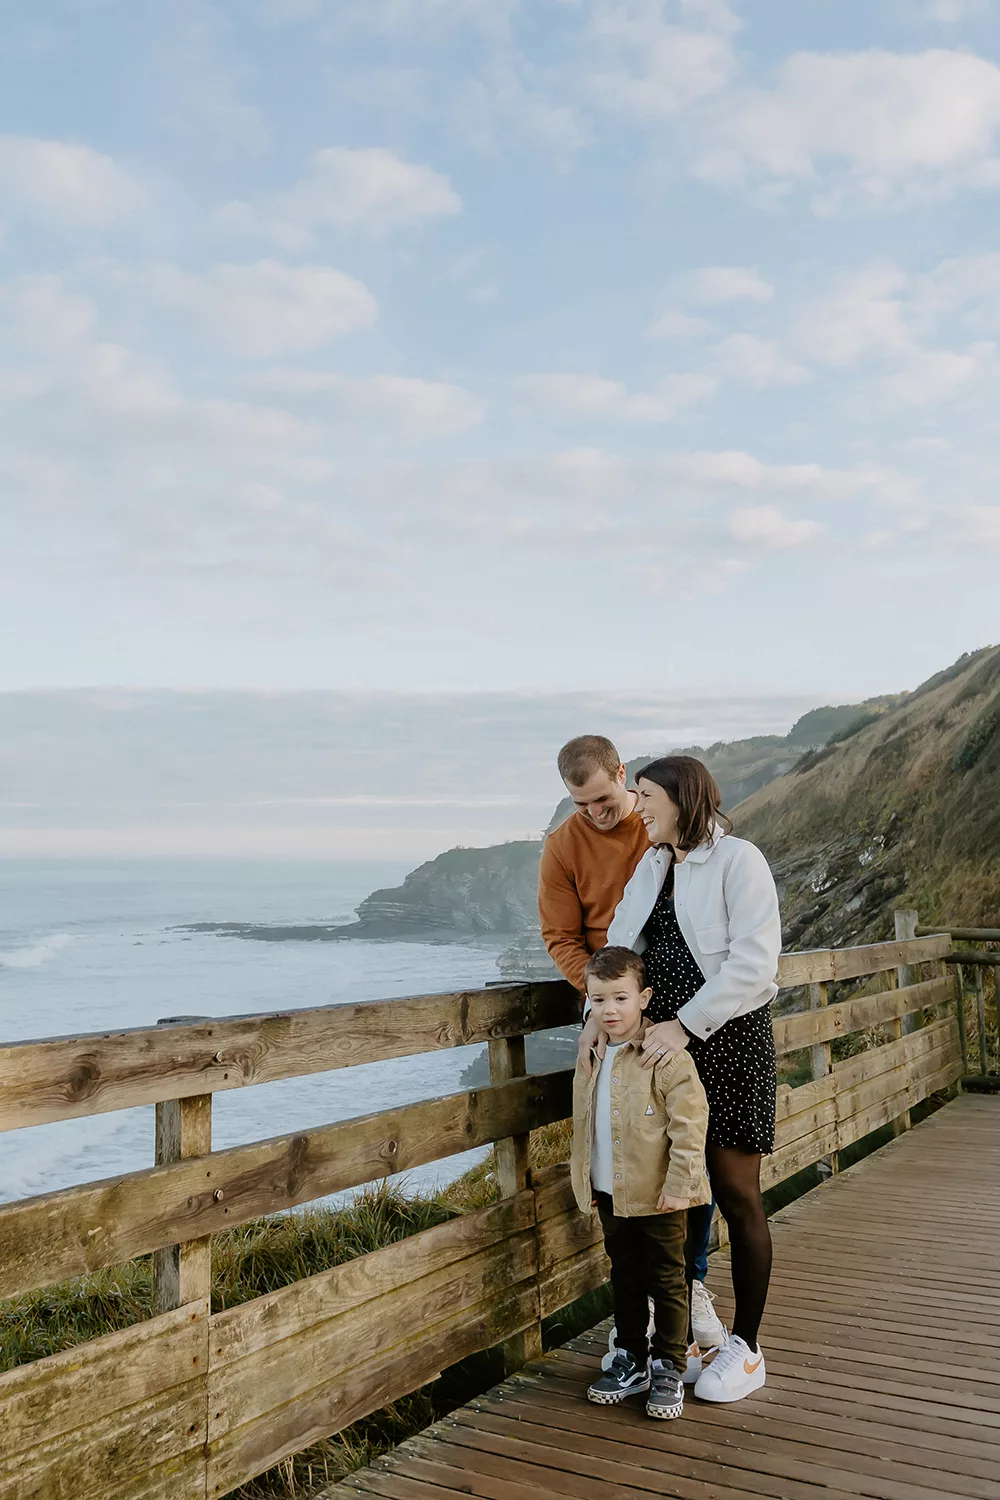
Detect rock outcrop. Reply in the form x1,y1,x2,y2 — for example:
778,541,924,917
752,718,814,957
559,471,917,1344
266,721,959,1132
733,646,1000,948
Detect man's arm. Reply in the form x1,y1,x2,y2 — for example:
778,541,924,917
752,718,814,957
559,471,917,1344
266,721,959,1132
538,838,590,994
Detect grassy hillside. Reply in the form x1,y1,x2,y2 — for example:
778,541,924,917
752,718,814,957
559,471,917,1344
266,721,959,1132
733,646,1000,948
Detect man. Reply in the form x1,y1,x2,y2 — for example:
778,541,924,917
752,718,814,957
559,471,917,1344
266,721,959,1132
538,735,649,995
538,734,726,1358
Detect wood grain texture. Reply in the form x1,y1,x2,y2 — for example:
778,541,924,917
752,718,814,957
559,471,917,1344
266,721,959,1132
153,1091,212,1316
776,933,951,988
538,1244,610,1321
0,1072,571,1301
210,1193,535,1365
207,1283,540,1497
208,1231,538,1439
773,974,954,1055
339,1094,1000,1500
0,1301,208,1500
0,982,579,1133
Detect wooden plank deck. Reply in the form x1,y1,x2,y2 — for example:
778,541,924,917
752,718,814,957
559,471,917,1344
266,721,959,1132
334,1093,1000,1500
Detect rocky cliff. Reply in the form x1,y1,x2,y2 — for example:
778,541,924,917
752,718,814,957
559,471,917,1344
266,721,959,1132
732,646,1000,949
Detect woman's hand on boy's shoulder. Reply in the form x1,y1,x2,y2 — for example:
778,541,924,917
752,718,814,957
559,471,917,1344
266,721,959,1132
639,1018,689,1069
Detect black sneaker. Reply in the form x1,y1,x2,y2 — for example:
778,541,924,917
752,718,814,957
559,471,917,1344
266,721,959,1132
587,1349,650,1404
646,1359,684,1420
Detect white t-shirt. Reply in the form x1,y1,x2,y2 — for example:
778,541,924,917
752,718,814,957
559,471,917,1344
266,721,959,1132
590,1040,627,1196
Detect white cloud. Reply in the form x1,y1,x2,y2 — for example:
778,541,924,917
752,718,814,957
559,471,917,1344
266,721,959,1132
217,146,461,247
881,344,993,405
0,274,99,355
585,0,739,119
648,265,775,345
903,0,989,21
786,258,1000,408
517,371,716,421
668,265,775,306
954,504,1000,544
712,333,810,387
147,260,378,357
252,369,485,436
647,309,712,341
695,49,1000,207
0,136,142,228
793,264,912,366
727,505,825,548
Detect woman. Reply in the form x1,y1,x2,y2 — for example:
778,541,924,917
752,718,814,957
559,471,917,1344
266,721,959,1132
603,754,781,1403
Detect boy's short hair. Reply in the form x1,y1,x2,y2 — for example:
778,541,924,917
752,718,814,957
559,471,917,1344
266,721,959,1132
585,945,648,992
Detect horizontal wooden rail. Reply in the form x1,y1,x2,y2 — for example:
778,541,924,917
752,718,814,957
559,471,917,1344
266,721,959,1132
948,950,1000,965
773,974,953,1055
917,924,1000,941
774,934,950,989
0,938,949,1135
0,1071,572,1302
0,980,579,1133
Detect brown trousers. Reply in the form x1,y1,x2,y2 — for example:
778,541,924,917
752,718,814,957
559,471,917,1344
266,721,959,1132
595,1192,689,1373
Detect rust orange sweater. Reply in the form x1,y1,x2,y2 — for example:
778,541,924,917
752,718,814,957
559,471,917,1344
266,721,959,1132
537,802,650,994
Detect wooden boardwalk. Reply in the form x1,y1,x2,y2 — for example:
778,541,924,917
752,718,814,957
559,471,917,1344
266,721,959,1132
336,1093,1000,1500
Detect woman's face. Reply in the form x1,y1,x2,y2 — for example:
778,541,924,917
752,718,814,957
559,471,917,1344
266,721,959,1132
637,777,681,848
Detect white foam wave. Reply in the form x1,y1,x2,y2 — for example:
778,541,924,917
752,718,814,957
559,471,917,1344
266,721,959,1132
0,933,73,969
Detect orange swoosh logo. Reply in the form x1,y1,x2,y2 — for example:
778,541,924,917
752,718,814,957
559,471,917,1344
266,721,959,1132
743,1356,763,1375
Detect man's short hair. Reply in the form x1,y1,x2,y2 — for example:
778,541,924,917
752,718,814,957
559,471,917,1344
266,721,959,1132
557,734,622,787
584,945,648,991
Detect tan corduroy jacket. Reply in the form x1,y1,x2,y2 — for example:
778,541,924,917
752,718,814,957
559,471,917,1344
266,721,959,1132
571,1027,712,1217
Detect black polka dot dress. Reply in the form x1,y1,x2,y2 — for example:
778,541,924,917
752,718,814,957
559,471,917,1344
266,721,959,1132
643,872,776,1154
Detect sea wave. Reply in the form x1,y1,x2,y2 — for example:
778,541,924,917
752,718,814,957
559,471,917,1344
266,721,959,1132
0,932,73,969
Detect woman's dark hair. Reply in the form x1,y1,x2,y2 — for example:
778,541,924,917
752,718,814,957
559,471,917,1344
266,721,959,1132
634,755,732,851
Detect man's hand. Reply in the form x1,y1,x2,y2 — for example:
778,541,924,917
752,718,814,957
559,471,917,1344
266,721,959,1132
577,1012,607,1076
657,1192,688,1213
639,1018,690,1069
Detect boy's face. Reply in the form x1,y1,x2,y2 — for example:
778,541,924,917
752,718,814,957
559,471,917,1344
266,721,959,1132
585,971,651,1043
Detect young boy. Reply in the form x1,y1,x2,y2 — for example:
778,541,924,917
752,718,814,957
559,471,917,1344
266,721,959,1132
571,945,711,1420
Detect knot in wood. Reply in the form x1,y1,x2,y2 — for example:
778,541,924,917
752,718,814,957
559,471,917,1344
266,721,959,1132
66,1055,101,1101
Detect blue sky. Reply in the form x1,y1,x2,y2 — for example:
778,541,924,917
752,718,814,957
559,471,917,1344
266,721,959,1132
2,0,1000,705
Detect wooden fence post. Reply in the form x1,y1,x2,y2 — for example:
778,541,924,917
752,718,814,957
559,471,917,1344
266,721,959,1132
891,911,920,1133
153,1017,213,1316
488,1035,543,1370
809,981,838,1175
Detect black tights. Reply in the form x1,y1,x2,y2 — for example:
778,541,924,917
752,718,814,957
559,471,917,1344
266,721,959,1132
707,1143,772,1350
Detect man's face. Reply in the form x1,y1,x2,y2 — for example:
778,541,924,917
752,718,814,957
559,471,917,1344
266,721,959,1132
566,765,632,831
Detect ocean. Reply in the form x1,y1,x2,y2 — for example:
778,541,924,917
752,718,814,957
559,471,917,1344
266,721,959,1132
0,860,513,1208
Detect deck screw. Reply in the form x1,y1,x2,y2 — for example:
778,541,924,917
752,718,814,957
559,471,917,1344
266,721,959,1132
214,1189,225,1202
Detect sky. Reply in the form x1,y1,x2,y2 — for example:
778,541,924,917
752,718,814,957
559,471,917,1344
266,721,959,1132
1,0,999,707
0,687,825,857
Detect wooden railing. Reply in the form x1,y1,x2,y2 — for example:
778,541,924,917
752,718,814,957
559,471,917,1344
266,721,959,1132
0,932,964,1500
916,920,1000,1085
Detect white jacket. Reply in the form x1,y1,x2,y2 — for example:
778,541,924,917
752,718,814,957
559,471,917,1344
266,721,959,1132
606,823,781,1041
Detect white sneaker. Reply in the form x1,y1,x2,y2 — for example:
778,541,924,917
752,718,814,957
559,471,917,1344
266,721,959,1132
691,1280,727,1350
693,1335,765,1403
